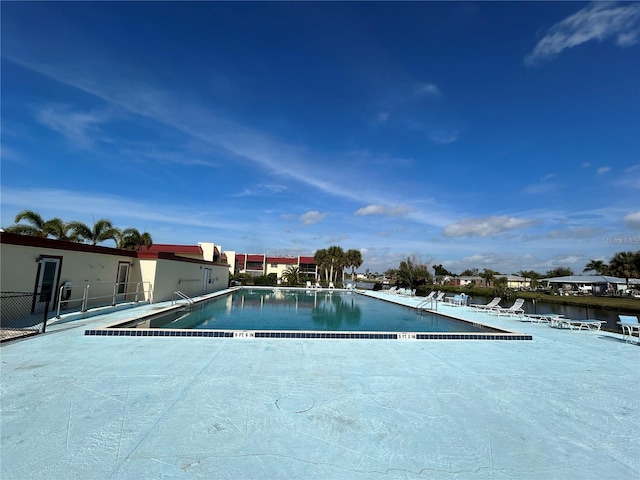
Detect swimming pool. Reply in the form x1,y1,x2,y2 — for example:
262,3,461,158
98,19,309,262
87,289,531,340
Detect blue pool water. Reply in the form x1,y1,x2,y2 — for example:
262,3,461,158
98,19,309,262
126,290,499,333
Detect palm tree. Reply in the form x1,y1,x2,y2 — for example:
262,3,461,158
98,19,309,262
609,251,640,289
45,217,76,241
583,259,608,275
68,218,121,246
118,228,153,251
480,269,497,287
281,265,301,286
345,249,363,283
326,245,345,284
314,248,330,284
5,210,51,237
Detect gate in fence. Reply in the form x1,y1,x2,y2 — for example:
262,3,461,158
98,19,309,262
1,291,50,342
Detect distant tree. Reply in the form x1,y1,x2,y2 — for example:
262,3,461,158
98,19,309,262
480,269,498,287
608,251,640,288
314,248,330,283
6,210,52,238
345,249,363,283
45,218,76,241
282,265,301,285
326,245,346,284
460,268,479,277
433,264,453,276
583,259,609,275
517,270,542,288
118,228,153,251
68,218,121,246
545,267,574,278
397,255,432,289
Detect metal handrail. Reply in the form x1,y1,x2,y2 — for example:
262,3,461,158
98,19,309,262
56,281,152,318
172,290,195,306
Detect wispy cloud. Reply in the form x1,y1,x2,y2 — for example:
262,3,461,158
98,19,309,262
428,129,458,145
545,226,605,239
624,211,640,229
355,204,414,217
232,184,288,197
597,166,611,174
299,211,327,225
525,2,640,66
443,215,538,237
37,103,110,149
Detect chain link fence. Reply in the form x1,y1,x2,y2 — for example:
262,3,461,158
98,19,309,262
1,292,50,342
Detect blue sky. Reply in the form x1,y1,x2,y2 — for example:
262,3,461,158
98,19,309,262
2,2,639,275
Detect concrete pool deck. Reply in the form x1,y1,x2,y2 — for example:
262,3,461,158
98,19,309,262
1,289,639,479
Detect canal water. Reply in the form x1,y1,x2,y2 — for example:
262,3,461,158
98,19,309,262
468,295,636,332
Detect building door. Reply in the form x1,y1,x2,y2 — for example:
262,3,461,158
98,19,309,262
203,268,212,292
34,257,62,312
116,262,130,301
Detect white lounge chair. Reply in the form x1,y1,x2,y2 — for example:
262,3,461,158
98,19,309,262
469,297,501,311
523,313,564,324
306,281,312,289
618,315,640,344
328,282,335,289
553,318,606,332
387,286,398,294
491,298,525,317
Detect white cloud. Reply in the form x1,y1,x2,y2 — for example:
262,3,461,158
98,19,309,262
545,227,605,239
299,211,327,225
623,211,640,229
355,204,414,217
428,129,458,145
37,104,110,149
416,83,440,96
443,215,537,237
597,166,611,174
525,2,640,66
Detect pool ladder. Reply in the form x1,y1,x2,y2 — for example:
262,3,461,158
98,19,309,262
172,290,195,307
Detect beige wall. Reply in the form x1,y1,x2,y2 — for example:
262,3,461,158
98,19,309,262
0,235,229,314
0,241,141,311
265,262,296,282
149,258,229,303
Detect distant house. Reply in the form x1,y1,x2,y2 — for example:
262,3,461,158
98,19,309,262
448,275,530,289
224,252,319,281
540,275,638,294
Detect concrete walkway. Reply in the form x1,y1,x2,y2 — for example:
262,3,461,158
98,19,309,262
1,290,639,479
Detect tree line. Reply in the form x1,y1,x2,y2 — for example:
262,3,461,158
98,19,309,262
386,251,640,290
3,210,153,251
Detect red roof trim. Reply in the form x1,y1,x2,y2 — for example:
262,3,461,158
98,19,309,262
266,257,297,264
141,244,203,254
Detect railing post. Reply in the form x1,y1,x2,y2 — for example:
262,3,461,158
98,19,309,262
42,292,50,333
112,283,118,306
135,282,140,303
81,285,89,312
56,285,63,318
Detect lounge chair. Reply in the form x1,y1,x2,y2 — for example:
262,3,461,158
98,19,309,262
618,315,640,344
469,297,501,311
328,282,335,289
490,298,525,317
552,318,606,332
523,313,564,324
387,286,398,294
306,281,312,289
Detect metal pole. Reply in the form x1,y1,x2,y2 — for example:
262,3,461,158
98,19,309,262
81,285,89,312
